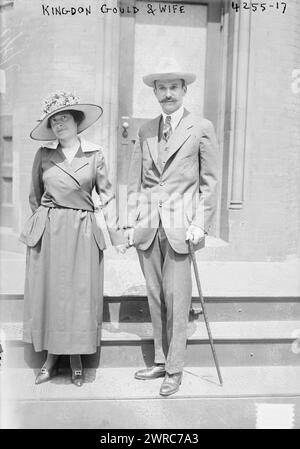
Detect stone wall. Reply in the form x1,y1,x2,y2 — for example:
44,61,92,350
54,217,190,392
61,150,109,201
203,0,300,261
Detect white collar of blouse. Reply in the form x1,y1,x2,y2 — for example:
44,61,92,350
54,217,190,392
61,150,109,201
43,136,102,153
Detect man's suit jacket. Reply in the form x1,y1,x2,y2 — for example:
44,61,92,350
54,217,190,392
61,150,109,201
127,109,219,254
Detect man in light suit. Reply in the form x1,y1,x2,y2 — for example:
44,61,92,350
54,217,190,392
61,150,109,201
125,59,218,396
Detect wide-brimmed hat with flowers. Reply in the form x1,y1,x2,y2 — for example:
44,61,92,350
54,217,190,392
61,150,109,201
143,58,196,87
30,91,103,141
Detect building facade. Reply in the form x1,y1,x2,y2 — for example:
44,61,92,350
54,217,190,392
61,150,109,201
0,0,299,261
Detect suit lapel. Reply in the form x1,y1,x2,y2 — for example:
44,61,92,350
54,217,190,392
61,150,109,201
163,109,193,166
143,110,194,173
70,146,90,173
49,147,87,185
145,116,161,174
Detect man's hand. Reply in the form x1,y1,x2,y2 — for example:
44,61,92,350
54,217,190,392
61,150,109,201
124,227,135,248
186,225,205,245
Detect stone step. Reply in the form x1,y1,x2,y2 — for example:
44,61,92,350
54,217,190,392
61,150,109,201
1,250,300,298
2,320,300,368
1,295,300,323
1,366,300,428
3,320,300,342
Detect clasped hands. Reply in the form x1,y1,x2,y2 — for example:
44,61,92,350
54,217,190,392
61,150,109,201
115,225,205,254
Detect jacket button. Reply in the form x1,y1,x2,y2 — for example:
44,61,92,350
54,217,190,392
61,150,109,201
160,181,165,186
158,201,162,207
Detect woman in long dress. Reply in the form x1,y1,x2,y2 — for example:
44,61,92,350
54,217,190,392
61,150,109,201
20,91,123,386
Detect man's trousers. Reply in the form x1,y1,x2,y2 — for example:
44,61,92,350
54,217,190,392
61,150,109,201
137,225,192,374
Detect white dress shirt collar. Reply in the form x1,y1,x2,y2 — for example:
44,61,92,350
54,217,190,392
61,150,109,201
162,105,184,131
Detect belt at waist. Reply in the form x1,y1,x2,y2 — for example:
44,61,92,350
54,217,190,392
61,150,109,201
40,203,95,212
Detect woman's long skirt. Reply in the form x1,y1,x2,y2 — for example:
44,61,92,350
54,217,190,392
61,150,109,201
23,208,103,354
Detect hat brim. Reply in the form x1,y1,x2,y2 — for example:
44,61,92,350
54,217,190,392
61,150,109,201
143,72,196,87
30,104,103,141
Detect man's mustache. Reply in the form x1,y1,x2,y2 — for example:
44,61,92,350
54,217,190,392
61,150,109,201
160,99,176,103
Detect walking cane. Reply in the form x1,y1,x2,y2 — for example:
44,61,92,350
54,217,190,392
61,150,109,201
188,240,223,386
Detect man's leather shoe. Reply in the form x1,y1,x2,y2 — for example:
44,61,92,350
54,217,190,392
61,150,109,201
159,372,182,396
135,365,166,380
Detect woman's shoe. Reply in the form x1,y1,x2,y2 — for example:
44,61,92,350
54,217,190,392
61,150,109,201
71,369,84,387
35,364,58,385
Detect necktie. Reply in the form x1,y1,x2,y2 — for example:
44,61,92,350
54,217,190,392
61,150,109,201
163,115,172,142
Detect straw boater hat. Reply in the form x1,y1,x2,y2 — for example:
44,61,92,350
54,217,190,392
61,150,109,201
30,91,103,141
143,58,196,87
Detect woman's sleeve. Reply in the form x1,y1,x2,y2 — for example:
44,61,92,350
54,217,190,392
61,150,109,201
95,150,125,246
29,148,44,212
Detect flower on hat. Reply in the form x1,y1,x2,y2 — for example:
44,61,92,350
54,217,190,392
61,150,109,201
40,91,80,120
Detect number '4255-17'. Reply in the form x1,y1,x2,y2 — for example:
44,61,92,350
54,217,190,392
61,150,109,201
231,2,287,13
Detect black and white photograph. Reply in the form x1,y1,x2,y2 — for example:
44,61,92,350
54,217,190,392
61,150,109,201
0,0,299,431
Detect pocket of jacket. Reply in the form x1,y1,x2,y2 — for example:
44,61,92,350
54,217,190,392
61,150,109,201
19,206,49,247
